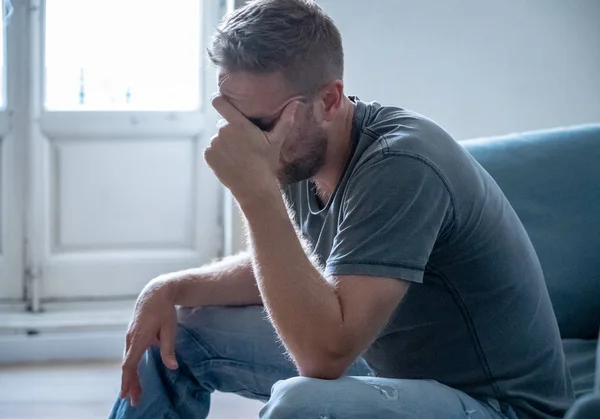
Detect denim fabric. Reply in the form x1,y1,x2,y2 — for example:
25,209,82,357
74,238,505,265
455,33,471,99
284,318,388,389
109,306,515,419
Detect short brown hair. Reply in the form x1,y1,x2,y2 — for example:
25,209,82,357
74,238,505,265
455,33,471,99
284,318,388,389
208,0,344,95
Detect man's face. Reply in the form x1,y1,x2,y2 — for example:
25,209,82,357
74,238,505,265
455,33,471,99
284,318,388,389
217,70,328,184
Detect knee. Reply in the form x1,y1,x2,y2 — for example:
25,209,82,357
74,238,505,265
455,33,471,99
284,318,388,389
260,376,335,419
136,322,207,383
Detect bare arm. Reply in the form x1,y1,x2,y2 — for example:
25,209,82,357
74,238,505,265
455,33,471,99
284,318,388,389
241,189,408,379
159,251,262,307
120,251,260,406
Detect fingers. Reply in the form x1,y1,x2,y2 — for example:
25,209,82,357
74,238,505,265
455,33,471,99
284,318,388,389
121,365,142,406
119,331,133,399
216,117,228,129
269,100,300,144
119,323,178,406
212,94,249,126
120,334,147,406
159,325,179,370
129,371,143,407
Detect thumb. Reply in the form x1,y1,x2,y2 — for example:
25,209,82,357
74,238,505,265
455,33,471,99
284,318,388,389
269,100,300,144
159,325,178,370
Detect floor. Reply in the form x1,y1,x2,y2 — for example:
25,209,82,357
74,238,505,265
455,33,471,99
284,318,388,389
0,361,263,419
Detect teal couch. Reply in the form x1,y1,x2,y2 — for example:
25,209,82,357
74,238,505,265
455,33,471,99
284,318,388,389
462,124,600,418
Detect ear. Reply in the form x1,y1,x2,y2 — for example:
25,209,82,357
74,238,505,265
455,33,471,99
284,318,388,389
318,80,345,123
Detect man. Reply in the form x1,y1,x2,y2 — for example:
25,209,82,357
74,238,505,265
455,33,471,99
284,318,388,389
111,0,574,418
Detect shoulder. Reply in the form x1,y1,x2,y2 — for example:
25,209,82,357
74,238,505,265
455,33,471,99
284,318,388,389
356,101,457,169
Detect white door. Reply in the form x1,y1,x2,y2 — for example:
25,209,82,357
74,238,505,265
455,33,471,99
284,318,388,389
29,0,225,302
0,0,25,301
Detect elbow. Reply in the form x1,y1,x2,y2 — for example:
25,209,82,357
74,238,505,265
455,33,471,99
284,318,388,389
291,330,362,379
298,366,345,380
296,352,355,380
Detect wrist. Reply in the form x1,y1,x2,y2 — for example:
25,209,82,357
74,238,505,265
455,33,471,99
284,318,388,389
235,179,282,214
147,274,179,305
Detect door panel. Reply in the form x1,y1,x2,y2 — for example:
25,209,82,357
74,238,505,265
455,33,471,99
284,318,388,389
39,134,221,299
54,139,195,251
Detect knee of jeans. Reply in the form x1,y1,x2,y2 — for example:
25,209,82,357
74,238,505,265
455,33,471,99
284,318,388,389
135,323,211,379
262,377,333,419
176,305,265,330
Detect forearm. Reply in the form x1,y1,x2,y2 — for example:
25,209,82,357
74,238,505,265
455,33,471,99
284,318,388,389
152,252,262,307
240,190,347,375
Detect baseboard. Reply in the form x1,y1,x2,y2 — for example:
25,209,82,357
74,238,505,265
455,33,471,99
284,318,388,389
0,329,125,364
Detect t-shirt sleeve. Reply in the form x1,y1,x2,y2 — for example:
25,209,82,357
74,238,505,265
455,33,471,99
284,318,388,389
325,154,454,283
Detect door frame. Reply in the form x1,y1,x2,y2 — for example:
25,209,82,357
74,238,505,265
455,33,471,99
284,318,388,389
0,0,27,302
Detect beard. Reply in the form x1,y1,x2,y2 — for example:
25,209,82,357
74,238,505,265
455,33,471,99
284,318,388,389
277,113,328,185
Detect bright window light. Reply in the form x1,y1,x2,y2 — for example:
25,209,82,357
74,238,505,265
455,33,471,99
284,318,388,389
45,0,201,111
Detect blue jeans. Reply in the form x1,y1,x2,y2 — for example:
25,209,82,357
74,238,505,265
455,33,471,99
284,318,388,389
109,306,516,418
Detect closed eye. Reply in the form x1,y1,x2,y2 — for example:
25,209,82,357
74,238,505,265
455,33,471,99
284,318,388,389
249,117,277,132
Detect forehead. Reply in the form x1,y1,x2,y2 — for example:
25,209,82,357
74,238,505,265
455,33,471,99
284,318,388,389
217,70,290,117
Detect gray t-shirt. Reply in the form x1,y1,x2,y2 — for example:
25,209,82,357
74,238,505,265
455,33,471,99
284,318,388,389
284,98,574,419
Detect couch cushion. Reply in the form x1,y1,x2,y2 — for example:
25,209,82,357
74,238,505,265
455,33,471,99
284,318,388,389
461,125,600,339
563,339,598,398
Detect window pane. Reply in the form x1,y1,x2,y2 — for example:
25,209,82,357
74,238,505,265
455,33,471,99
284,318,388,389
45,0,201,111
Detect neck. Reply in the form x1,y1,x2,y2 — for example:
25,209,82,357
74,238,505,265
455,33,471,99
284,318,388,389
312,96,356,202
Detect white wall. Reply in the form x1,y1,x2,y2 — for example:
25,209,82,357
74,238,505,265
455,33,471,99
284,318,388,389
320,0,600,140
